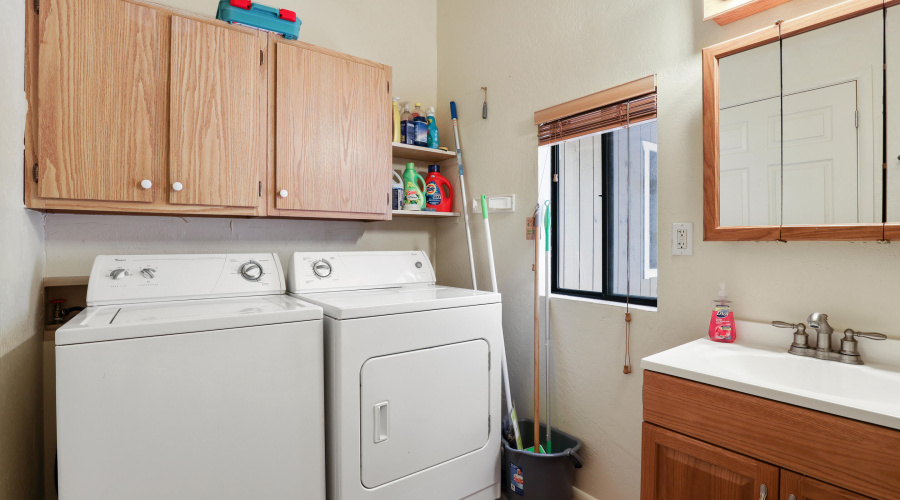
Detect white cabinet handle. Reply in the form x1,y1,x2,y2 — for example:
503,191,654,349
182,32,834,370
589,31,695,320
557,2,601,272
140,179,152,189
172,182,183,192
279,189,288,198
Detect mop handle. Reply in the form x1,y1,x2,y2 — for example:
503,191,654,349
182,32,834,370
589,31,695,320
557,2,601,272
482,196,522,449
450,102,477,290
482,196,498,294
543,200,552,452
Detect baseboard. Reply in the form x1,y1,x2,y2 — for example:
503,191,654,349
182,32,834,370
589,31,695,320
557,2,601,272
572,487,600,500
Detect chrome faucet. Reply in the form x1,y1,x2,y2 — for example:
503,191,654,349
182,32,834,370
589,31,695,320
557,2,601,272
807,312,835,359
773,313,886,365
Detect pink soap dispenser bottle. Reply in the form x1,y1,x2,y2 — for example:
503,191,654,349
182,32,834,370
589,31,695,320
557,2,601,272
708,283,736,343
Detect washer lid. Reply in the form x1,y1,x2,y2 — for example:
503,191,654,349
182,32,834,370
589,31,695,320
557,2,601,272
290,285,500,320
56,295,322,346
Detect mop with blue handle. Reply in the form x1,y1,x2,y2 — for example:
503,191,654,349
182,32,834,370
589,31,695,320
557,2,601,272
450,102,477,290
482,195,523,450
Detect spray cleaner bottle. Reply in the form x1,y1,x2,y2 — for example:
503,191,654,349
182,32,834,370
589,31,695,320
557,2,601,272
708,283,736,343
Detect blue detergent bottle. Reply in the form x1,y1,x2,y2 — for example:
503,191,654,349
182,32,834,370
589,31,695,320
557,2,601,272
427,107,439,149
412,103,428,147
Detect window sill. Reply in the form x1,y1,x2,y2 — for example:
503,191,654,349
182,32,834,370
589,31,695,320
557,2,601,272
549,293,658,312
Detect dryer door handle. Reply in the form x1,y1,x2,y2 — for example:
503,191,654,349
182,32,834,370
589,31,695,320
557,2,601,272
373,401,390,443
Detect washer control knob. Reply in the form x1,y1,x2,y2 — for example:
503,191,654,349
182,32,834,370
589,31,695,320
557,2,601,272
312,260,332,278
140,268,156,279
110,268,129,280
239,261,263,281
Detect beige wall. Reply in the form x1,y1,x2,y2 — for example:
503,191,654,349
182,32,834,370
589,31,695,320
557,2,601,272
0,1,46,498
435,0,900,498
43,0,441,275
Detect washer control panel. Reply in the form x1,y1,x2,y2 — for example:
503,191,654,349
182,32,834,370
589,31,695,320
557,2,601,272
87,254,285,306
287,251,435,292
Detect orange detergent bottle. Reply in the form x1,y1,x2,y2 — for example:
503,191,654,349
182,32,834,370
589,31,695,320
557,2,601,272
424,165,453,212
708,283,736,343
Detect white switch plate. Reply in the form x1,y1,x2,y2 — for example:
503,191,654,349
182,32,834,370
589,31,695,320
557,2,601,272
472,194,516,214
672,223,692,256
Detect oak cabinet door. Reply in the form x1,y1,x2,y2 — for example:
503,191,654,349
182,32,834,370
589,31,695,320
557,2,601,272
168,16,263,208
274,42,391,217
781,470,873,500
641,423,779,500
38,0,160,202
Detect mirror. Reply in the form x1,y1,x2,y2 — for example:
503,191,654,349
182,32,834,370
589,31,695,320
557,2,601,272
781,12,883,225
718,42,781,227
705,2,890,240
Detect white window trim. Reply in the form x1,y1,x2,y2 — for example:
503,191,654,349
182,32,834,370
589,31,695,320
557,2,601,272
642,140,658,280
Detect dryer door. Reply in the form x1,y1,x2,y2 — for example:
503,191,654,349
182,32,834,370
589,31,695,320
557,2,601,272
359,339,490,488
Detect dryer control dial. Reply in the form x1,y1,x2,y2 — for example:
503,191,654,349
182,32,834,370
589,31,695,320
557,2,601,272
239,260,263,281
312,260,332,278
110,268,129,280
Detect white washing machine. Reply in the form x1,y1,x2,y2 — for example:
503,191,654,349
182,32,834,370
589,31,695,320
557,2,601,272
56,254,326,500
287,251,502,500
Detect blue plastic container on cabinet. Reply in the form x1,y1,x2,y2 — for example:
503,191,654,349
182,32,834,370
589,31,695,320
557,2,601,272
216,0,301,40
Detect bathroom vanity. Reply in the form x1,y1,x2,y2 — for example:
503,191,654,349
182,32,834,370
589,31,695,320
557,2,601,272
640,323,900,500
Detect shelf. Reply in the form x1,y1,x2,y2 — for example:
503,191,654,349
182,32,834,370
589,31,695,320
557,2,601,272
392,143,456,163
392,210,459,218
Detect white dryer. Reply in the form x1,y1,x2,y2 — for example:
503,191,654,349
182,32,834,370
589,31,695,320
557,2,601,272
56,254,326,500
287,251,502,500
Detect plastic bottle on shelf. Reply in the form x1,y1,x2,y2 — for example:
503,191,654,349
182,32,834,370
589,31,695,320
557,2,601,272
400,104,413,145
424,165,453,212
411,103,428,147
392,97,401,143
402,162,427,211
427,107,439,149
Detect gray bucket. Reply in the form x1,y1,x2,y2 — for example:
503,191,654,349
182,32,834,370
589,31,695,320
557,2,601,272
502,419,583,499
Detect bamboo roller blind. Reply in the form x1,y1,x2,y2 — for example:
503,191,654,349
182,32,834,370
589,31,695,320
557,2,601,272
537,93,657,145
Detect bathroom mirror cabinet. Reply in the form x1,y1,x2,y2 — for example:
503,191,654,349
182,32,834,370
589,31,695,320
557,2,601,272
704,0,900,241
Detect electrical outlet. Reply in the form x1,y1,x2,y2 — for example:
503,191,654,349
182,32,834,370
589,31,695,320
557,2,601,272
672,223,692,256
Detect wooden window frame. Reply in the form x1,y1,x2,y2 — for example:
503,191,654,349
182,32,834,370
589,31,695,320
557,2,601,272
703,0,888,241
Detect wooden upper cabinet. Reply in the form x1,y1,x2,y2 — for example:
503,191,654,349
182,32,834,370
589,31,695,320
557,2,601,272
273,41,391,219
168,16,265,208
641,423,779,500
38,0,160,203
781,470,874,500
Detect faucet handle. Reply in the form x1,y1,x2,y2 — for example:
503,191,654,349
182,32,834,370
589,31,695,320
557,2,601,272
844,329,886,341
773,321,809,349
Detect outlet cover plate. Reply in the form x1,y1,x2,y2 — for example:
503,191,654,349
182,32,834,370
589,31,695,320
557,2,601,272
672,222,692,256
472,194,516,214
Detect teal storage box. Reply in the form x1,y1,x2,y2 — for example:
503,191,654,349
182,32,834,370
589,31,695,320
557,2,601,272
216,0,301,40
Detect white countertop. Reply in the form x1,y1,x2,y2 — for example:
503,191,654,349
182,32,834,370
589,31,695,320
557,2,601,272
641,320,900,430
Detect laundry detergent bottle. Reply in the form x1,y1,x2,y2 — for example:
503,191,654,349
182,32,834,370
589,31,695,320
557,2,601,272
424,165,453,212
402,162,427,211
708,283,736,343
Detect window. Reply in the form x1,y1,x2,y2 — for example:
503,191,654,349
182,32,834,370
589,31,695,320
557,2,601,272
549,119,658,306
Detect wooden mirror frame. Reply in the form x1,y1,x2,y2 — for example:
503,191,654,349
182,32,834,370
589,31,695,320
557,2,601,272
703,0,894,241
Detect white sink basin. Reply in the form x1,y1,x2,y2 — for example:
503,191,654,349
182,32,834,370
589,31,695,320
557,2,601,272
641,321,900,430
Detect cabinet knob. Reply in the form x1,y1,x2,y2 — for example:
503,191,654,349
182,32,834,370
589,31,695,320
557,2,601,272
140,179,152,189
279,189,288,198
172,182,183,192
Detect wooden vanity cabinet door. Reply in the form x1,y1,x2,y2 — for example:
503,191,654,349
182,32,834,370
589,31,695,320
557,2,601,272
38,0,160,203
273,41,391,219
641,423,779,500
168,16,265,208
781,470,873,500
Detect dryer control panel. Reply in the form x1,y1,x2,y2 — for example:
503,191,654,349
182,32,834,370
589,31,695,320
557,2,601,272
287,251,435,293
86,254,285,306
